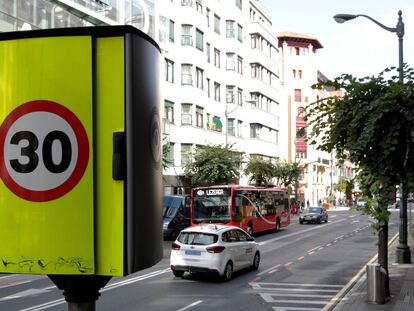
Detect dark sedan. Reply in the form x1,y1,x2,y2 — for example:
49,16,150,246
299,207,328,224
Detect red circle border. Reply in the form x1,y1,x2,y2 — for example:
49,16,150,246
0,100,90,202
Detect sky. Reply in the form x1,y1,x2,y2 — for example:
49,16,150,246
259,0,414,80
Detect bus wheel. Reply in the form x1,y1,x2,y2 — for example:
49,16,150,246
275,220,281,232
247,223,253,236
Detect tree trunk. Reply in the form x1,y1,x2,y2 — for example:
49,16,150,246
378,218,390,298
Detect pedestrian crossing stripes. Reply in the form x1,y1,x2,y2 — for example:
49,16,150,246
251,282,343,311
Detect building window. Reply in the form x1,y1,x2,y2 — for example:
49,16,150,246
214,48,221,68
226,53,236,71
181,64,193,85
298,70,302,79
214,82,221,102
294,89,302,102
207,78,211,97
169,20,175,42
181,104,192,125
227,119,235,137
164,100,174,124
214,14,220,34
196,67,204,89
251,63,260,79
165,59,174,83
237,24,243,42
196,106,204,127
292,69,296,78
250,123,262,139
196,28,204,51
181,24,193,46
196,0,203,13
237,88,242,106
181,144,192,165
237,56,243,74
236,0,242,10
206,42,211,63
237,120,243,137
226,86,235,104
226,20,235,38
295,47,300,55
206,7,210,27
167,142,174,165
181,0,193,7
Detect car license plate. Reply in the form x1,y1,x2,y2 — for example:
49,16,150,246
185,250,201,256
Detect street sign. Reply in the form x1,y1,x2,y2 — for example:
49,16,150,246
0,100,89,202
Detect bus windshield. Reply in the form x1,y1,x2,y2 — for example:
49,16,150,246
192,188,230,224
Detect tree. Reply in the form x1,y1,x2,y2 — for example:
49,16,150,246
183,144,244,187
305,66,414,299
162,143,172,170
244,157,276,186
274,160,301,189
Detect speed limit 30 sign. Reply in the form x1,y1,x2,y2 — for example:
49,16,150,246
0,100,89,202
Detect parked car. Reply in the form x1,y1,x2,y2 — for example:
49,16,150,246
299,207,328,224
163,195,190,240
170,224,260,281
356,198,366,207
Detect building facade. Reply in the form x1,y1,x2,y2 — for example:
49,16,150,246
0,0,350,202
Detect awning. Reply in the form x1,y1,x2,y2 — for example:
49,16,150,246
212,116,222,129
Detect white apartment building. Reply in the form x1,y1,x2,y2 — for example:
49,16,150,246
158,0,284,194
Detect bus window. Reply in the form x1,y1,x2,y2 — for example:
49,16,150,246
232,196,242,223
192,188,231,224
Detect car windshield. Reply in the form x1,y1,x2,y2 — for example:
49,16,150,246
177,232,218,245
307,207,322,213
192,188,231,224
163,196,182,217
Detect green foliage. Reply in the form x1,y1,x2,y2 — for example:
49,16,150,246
162,143,172,170
306,66,414,227
274,160,302,188
244,158,276,186
183,144,244,187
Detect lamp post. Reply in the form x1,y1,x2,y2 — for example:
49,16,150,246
334,11,410,264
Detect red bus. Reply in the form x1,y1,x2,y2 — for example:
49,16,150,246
190,185,290,235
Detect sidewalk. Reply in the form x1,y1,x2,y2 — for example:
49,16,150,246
328,223,414,311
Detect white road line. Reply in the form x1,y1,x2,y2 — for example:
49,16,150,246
251,285,339,293
252,282,343,288
0,274,18,280
264,293,333,298
18,269,170,311
349,215,357,218
274,308,320,311
261,296,329,304
336,235,344,239
259,218,347,246
307,245,322,253
257,264,281,276
176,300,203,311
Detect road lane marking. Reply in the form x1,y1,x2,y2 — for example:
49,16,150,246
0,288,53,302
18,269,171,311
257,264,281,276
177,300,203,311
321,232,399,311
258,218,347,246
0,279,32,289
297,256,305,261
252,282,343,288
274,307,320,311
307,245,322,253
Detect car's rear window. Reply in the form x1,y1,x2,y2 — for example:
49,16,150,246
177,232,218,245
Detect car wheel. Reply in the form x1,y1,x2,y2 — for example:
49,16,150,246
251,252,260,270
247,223,253,236
317,218,322,224
325,217,328,223
275,220,281,232
173,270,184,278
222,261,233,281
299,220,303,224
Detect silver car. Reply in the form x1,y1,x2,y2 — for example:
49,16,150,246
170,224,260,281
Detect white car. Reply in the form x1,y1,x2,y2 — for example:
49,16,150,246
170,224,260,281
356,198,366,207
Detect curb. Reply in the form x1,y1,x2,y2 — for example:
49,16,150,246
321,232,400,311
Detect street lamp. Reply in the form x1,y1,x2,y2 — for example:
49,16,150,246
334,10,410,264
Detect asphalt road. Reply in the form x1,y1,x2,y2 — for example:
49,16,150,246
0,208,402,311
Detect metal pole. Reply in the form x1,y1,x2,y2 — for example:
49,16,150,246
395,10,411,264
